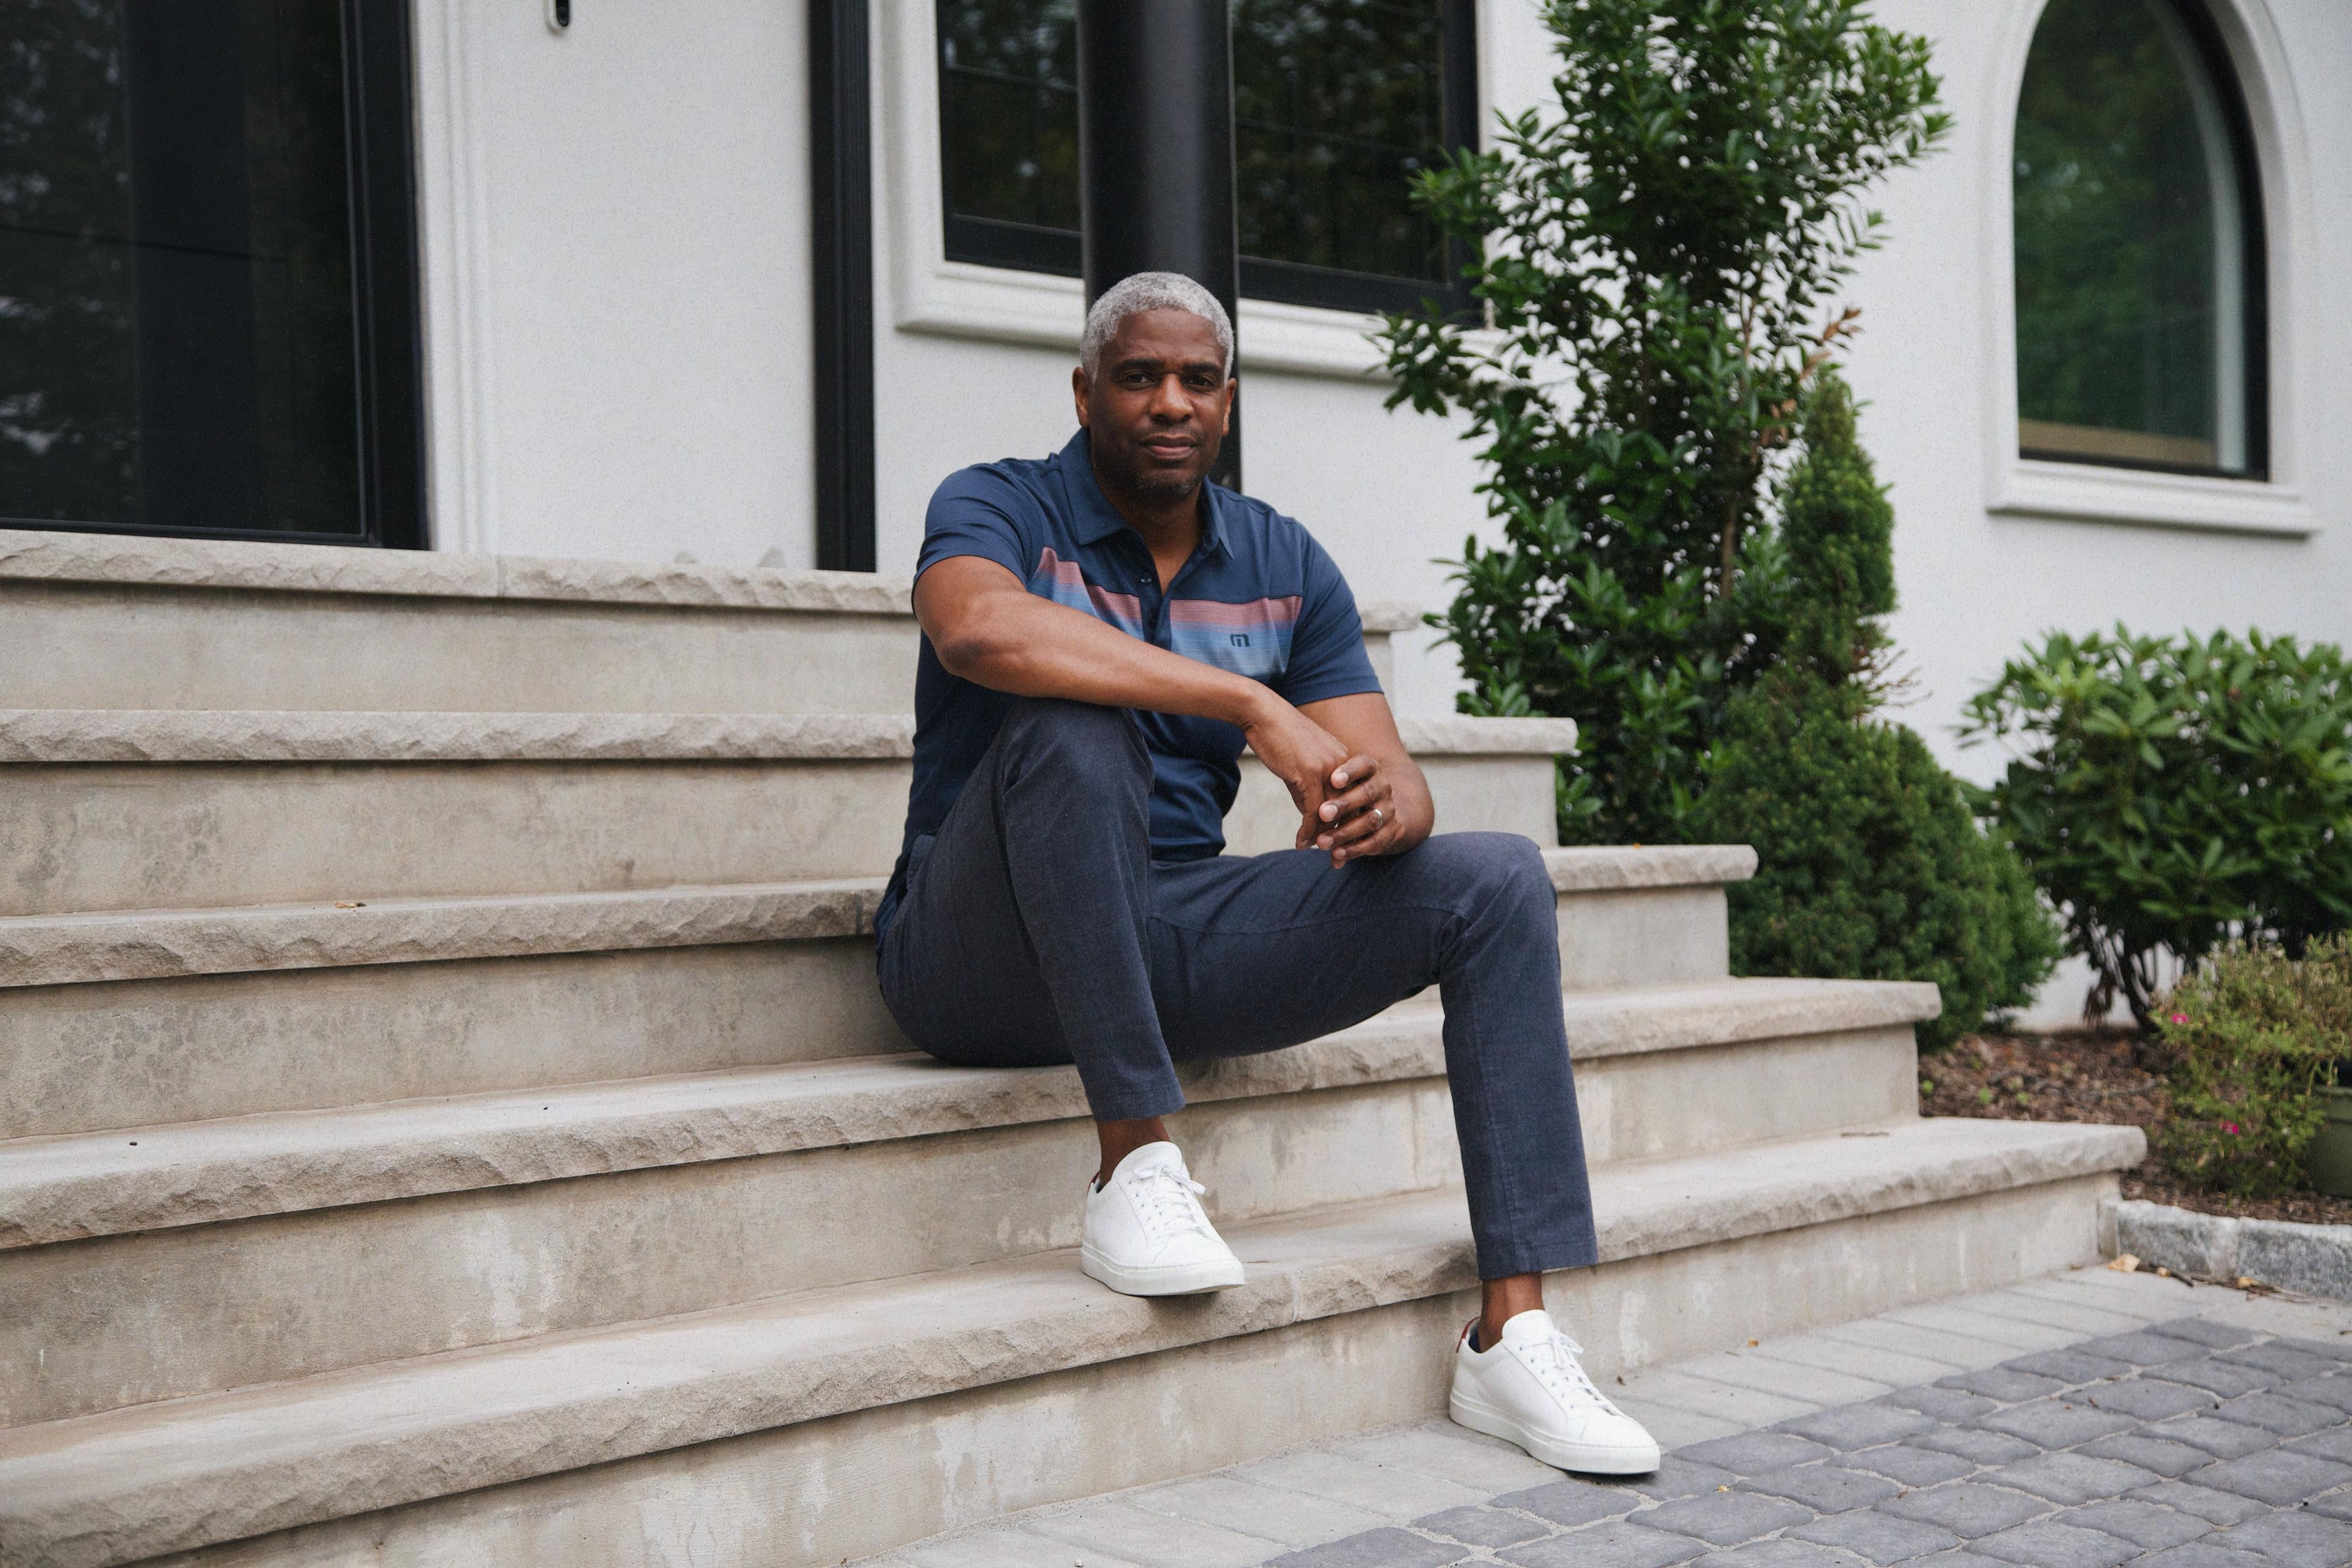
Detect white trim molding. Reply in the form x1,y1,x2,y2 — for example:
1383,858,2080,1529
409,0,502,553
873,0,1400,382
1978,0,2318,538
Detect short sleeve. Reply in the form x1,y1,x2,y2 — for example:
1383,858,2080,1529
1275,533,1383,706
916,466,1038,585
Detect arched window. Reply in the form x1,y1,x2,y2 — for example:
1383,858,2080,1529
2013,0,2265,478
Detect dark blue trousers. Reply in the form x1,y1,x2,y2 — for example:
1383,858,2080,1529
875,698,1600,1280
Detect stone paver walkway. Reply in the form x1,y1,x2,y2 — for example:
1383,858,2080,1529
864,1265,2352,1567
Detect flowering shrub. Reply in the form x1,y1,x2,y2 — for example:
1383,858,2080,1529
2154,935,2352,1196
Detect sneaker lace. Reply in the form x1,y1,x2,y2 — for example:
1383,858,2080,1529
1523,1327,1626,1418
1132,1163,1216,1241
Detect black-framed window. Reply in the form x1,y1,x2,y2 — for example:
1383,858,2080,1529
2013,0,2266,480
0,0,425,546
937,0,1479,318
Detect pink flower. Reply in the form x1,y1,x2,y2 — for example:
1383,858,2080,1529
2169,1012,2188,1025
2223,1122,2242,1135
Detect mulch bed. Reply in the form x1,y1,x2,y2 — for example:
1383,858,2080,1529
1918,1029,2352,1228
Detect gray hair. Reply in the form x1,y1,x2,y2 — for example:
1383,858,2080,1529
1080,271,1234,379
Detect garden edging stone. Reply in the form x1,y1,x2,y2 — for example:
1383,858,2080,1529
2114,1197,2352,1302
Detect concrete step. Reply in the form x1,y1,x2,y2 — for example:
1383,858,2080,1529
0,527,1415,715
0,978,1937,1425
0,850,1755,1139
0,1117,2146,1568
0,711,1577,916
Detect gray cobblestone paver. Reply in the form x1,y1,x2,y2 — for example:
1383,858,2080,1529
1934,1366,2068,1403
1877,1386,1999,1424
2209,1390,2342,1436
1784,1505,1963,1559
869,1272,2352,1568
1414,1506,1553,1549
1737,1462,1901,1513
1965,1518,2142,1566
2127,1545,2271,1566
1686,1540,1864,1566
2151,1360,2278,1399
1842,1444,1978,1488
2211,1506,2352,1565
2123,1480,2270,1525
1905,1427,2041,1465
2147,1414,2280,1460
1967,1396,2138,1447
1637,1490,1816,1546
1876,1482,2051,1538
1978,1450,2161,1506
2283,1375,2352,1414
1263,1528,1472,1567
2077,1432,2221,1478
2075,1379,2217,1422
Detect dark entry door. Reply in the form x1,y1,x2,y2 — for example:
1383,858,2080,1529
1,0,423,546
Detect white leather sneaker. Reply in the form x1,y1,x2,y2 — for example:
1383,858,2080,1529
1080,1141,1245,1296
1449,1308,1661,1474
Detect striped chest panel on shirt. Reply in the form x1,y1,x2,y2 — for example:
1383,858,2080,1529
1030,548,1301,682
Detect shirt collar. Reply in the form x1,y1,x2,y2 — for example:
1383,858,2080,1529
1058,428,1231,558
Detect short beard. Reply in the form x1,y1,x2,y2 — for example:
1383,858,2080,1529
1098,445,1204,507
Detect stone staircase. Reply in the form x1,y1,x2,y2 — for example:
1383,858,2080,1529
0,528,2144,1568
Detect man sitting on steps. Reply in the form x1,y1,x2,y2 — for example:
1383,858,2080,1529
873,270,1660,1477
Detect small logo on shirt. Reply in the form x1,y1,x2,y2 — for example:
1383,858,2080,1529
1230,633,1250,647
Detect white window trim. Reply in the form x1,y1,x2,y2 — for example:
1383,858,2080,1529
873,0,1479,382
1979,0,2318,537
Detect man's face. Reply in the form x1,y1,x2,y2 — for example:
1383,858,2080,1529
1074,308,1234,504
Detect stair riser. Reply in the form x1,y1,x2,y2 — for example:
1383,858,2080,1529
1561,886,1728,989
0,745,1567,918
134,1175,2118,1568
0,887,1732,1139
2,581,924,716
0,761,911,915
0,942,907,1140
1,1031,1919,1426
1,580,1397,717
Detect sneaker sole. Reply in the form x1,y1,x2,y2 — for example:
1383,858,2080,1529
1449,1387,1661,1476
1080,1247,1245,1297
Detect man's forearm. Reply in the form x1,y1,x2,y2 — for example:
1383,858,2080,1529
933,584,1275,729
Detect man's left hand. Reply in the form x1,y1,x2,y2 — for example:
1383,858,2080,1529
1300,754,1406,865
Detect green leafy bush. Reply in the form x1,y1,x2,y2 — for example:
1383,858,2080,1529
1961,629,2352,1030
1687,379,2059,1047
2154,936,2352,1197
1377,0,1949,842
1691,678,2060,1050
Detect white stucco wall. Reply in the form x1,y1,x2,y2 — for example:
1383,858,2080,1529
409,0,818,566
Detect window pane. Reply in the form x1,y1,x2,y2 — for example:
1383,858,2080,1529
0,0,364,534
937,0,1456,287
938,0,1079,233
2013,0,2254,475
1233,0,1448,282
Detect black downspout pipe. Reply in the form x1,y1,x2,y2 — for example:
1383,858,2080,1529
810,0,876,571
1074,0,1242,492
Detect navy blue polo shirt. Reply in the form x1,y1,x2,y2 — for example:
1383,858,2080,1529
880,428,1382,932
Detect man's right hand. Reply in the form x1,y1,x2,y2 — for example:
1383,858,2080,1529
1239,696,1352,851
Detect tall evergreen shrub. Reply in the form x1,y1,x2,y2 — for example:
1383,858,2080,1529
1378,0,1950,842
1685,380,2060,1049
